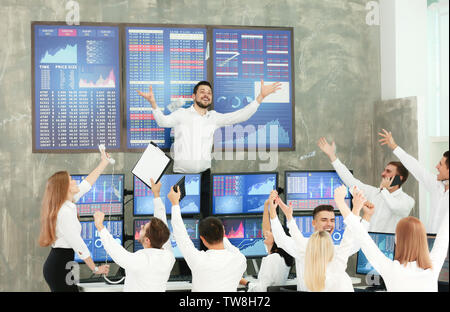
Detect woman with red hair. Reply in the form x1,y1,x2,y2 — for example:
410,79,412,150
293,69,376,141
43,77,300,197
335,185,448,292
39,150,112,292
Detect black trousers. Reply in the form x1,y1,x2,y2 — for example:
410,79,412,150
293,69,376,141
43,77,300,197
43,248,79,292
200,168,211,218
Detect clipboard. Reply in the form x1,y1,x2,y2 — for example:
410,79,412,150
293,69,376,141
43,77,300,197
132,141,173,189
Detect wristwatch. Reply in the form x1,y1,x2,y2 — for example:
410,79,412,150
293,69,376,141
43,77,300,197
93,266,99,274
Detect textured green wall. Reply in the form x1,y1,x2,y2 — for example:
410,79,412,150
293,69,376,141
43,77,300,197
0,0,388,291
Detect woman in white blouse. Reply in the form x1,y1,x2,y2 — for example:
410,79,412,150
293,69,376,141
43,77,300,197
239,192,294,292
270,191,358,292
39,150,111,292
335,185,449,292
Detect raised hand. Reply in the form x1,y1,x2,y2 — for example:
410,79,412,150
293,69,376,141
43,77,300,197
257,80,282,103
167,186,181,206
378,129,398,150
380,176,394,190
362,200,375,222
93,211,105,231
137,85,157,109
351,188,367,216
276,197,293,221
150,178,162,197
317,137,337,162
334,185,351,218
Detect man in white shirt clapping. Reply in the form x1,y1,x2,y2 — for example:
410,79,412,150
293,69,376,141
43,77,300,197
318,137,415,233
93,179,175,292
168,185,247,292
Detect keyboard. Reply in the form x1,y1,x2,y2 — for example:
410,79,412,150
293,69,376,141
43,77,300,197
168,275,192,282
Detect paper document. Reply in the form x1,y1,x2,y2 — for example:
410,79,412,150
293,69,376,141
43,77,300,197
132,142,173,189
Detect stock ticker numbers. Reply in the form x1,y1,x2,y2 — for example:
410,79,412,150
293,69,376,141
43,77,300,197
33,24,121,151
125,27,207,150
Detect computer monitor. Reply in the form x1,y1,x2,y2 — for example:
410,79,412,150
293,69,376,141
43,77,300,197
220,217,267,258
293,214,345,245
285,170,352,211
133,174,201,216
71,174,124,217
212,172,278,215
426,234,449,282
133,218,200,259
356,232,396,275
74,220,124,263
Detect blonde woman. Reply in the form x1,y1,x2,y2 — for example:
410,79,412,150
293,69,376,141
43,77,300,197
335,185,449,292
39,150,111,292
270,194,364,292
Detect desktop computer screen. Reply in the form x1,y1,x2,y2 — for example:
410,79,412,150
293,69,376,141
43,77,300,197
133,174,201,216
293,215,345,245
71,174,124,216
285,171,351,211
221,217,267,257
74,220,123,263
426,234,449,282
133,218,200,259
356,232,396,275
212,172,278,215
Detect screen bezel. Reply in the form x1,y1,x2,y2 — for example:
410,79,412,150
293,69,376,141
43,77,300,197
210,171,279,216
355,231,396,276
71,173,125,217
133,173,202,217
218,215,268,259
284,170,354,212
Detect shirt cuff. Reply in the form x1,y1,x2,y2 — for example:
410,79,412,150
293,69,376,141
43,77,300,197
343,213,361,228
286,218,296,230
331,158,342,166
393,145,404,158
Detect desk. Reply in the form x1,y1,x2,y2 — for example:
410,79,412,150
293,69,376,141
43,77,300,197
78,276,360,292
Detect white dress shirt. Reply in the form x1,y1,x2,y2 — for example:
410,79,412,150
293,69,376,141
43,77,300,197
52,179,92,260
344,212,449,292
270,216,368,291
170,205,247,292
332,158,415,233
99,197,175,292
153,100,261,173
393,146,449,233
247,253,291,292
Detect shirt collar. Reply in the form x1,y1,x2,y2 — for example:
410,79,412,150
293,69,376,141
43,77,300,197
189,104,211,117
390,187,404,196
63,200,77,210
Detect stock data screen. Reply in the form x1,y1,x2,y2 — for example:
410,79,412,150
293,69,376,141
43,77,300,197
134,218,200,259
212,28,294,150
221,217,266,257
75,220,123,263
133,174,201,215
212,173,277,215
286,171,351,211
356,232,395,275
125,27,207,150
293,215,345,245
71,174,124,216
33,24,121,151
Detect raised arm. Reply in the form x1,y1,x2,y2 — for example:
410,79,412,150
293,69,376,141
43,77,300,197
335,186,393,276
318,137,378,196
83,149,110,188
168,186,202,268
94,212,145,271
379,129,438,191
429,211,449,274
276,197,309,252
150,179,173,252
214,80,281,127
268,192,299,258
138,85,182,128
